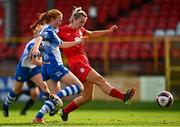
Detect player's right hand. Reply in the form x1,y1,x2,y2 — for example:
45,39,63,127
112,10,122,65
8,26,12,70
30,46,40,58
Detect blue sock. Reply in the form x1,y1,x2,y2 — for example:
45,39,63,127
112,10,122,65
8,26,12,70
56,84,81,98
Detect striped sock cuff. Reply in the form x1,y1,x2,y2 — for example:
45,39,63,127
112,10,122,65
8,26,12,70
6,91,17,104
9,91,17,98
57,84,81,98
45,100,55,111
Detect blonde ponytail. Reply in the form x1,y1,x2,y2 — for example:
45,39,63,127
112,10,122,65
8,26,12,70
70,6,87,23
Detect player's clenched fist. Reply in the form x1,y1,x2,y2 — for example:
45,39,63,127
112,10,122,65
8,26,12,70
108,25,118,33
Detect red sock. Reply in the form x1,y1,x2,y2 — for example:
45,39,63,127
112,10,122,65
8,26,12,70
63,101,79,115
109,88,124,100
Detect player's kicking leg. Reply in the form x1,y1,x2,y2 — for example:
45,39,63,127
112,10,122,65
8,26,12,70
59,109,68,121
58,88,135,122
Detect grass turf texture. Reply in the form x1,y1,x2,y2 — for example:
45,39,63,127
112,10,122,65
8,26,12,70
0,100,180,126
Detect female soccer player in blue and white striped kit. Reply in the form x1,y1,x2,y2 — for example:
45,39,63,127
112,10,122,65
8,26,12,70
30,9,84,123
2,23,60,117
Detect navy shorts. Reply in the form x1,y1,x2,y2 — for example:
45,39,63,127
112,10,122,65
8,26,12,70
42,64,69,82
15,63,41,82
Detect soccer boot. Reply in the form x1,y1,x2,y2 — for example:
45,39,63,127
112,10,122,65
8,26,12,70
123,88,135,104
49,94,63,107
49,100,61,116
49,108,59,116
59,109,68,121
2,102,9,117
32,117,46,124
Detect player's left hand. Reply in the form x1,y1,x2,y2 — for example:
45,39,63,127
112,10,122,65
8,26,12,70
108,25,118,33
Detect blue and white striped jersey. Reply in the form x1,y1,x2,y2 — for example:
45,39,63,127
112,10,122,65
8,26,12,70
20,39,37,68
39,24,63,66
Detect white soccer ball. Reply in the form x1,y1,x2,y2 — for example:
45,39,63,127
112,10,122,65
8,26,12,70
156,91,174,108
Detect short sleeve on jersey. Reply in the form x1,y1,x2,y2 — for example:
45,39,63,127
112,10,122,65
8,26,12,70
40,28,63,47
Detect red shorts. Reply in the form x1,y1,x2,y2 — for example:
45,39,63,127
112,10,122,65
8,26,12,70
69,62,92,82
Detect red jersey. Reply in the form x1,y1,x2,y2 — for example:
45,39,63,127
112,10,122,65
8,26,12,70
58,25,89,65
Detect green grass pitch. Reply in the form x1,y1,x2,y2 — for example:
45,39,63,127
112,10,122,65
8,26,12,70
0,100,180,127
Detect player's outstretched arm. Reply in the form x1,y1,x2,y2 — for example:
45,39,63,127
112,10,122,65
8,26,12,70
86,25,118,38
59,37,84,48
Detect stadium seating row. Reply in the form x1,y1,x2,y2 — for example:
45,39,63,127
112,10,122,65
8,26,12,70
0,0,180,63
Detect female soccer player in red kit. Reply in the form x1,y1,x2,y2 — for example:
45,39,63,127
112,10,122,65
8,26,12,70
58,7,135,121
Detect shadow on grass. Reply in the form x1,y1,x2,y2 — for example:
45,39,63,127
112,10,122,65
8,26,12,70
1,120,177,126
0,121,122,126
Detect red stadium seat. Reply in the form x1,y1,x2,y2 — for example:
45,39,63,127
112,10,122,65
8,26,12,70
139,50,150,60
133,0,142,5
157,22,167,29
121,0,131,12
109,50,119,60
153,0,162,6
0,44,8,59
129,50,139,60
118,49,129,60
135,29,144,36
130,10,139,18
141,42,152,51
18,0,46,36
16,43,26,59
144,29,153,36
